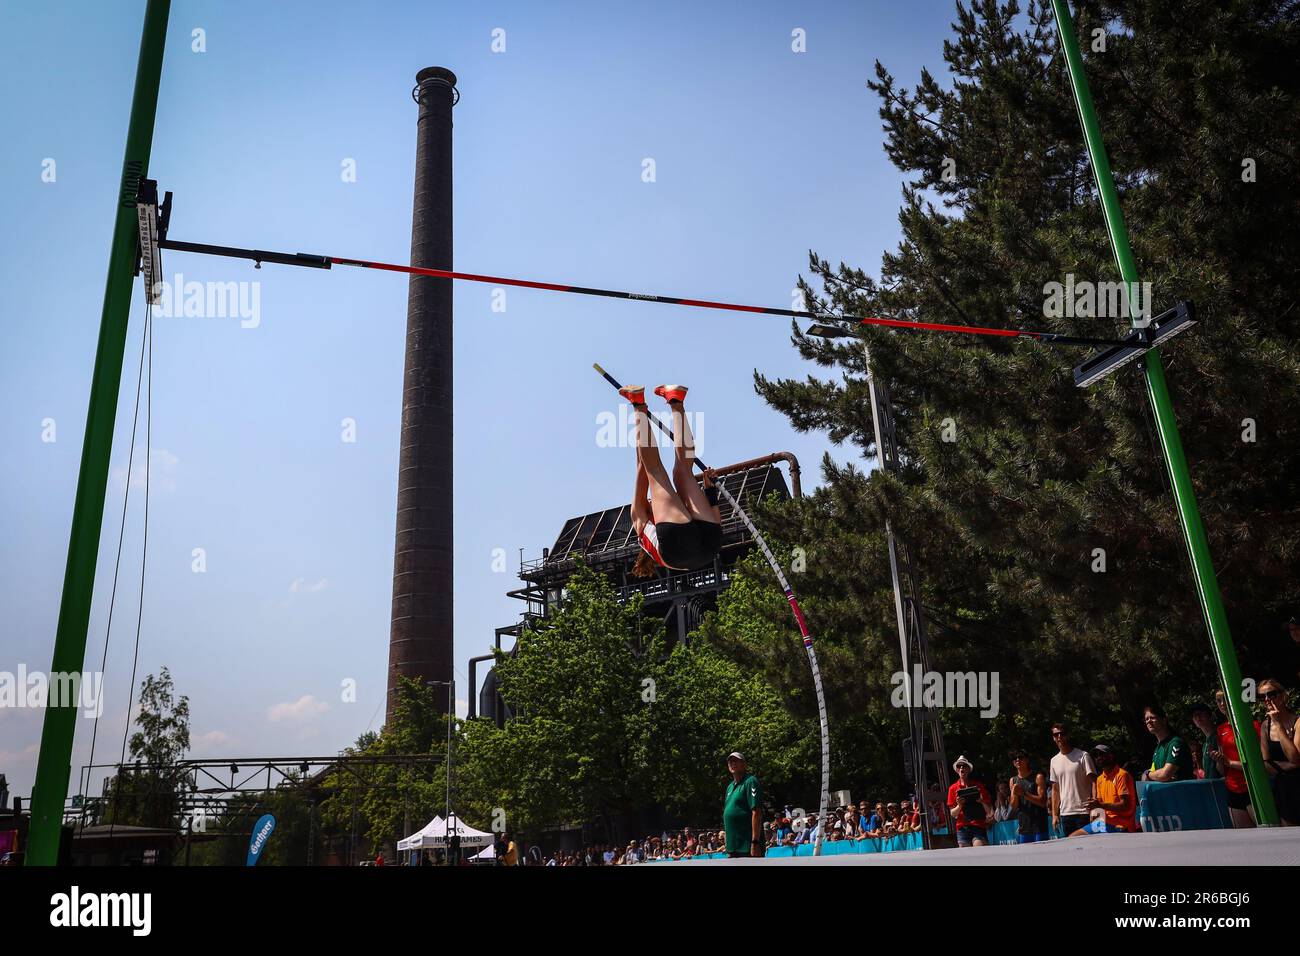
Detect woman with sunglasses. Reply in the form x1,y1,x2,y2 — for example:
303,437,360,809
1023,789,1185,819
1257,678,1300,826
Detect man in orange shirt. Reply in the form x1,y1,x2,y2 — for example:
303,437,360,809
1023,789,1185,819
1070,744,1137,836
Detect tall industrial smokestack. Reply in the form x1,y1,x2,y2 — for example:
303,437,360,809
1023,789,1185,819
388,66,458,722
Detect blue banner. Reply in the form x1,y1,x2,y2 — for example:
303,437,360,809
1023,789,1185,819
1138,778,1232,832
649,831,924,861
246,813,277,867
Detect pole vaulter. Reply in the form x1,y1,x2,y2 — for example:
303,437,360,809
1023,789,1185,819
592,364,833,857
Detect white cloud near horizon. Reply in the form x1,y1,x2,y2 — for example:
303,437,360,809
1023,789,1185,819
288,577,329,594
267,695,329,723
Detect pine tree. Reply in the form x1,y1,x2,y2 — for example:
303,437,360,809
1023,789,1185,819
742,0,1299,776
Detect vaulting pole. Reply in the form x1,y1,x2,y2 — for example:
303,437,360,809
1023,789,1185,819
27,0,172,866
1050,0,1277,824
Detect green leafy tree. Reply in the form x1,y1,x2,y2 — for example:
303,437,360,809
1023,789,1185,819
104,667,191,828
455,563,813,839
457,564,665,839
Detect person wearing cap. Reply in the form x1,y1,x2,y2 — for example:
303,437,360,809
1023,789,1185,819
722,752,764,857
1049,722,1097,836
1070,744,1136,835
946,755,993,847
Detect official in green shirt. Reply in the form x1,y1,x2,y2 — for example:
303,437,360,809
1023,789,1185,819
1142,703,1195,782
723,752,763,858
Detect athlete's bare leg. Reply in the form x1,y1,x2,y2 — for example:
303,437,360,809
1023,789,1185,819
669,399,721,524
632,404,691,525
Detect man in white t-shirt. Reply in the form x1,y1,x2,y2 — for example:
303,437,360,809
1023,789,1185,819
1049,722,1097,837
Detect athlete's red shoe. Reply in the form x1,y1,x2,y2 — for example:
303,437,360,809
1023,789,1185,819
654,384,689,404
619,385,647,405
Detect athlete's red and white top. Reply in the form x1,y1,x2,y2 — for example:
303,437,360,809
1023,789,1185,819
636,506,666,567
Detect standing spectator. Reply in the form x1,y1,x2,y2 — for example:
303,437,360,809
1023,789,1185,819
1142,703,1194,782
722,752,763,857
925,783,949,830
899,799,920,832
1050,722,1097,836
1008,750,1049,844
828,811,845,841
993,781,1014,822
1191,702,1216,779
1196,694,1258,829
1258,678,1300,826
886,802,902,829
772,808,791,843
841,808,859,839
857,801,876,836
682,827,697,856
870,802,887,836
946,756,993,847
1071,744,1136,835
503,834,520,866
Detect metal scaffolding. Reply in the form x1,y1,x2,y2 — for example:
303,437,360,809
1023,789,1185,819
474,455,799,725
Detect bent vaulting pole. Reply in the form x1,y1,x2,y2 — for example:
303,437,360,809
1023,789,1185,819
27,0,172,866
592,364,831,856
1050,0,1277,823
387,68,458,722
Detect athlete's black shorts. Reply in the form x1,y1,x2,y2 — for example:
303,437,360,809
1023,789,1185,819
656,518,722,570
1226,787,1250,811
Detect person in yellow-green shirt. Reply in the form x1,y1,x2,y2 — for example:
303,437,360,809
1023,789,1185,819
1142,703,1194,781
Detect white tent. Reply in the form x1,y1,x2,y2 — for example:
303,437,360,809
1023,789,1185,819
470,843,496,861
397,816,443,852
398,815,494,850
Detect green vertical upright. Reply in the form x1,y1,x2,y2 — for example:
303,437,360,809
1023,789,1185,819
26,0,172,866
1049,0,1277,825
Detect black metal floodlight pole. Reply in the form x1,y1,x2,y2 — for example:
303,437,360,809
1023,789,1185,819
805,323,949,848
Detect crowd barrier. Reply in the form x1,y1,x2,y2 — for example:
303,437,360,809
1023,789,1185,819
978,778,1234,843
645,831,924,861
648,779,1232,861
1138,777,1232,831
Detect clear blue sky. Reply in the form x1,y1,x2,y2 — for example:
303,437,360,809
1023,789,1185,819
0,0,958,801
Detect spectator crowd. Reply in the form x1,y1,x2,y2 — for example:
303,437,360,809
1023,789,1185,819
522,623,1300,865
